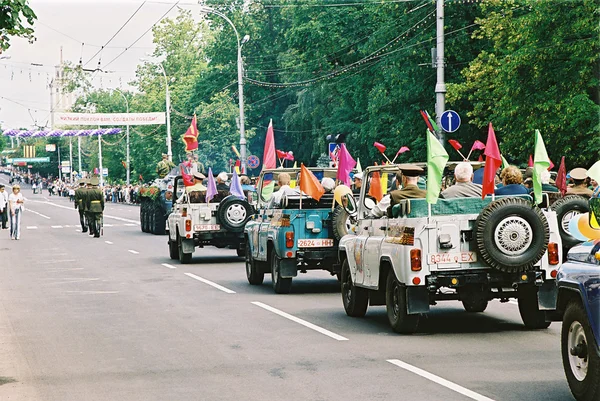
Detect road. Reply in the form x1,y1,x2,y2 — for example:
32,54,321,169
0,177,574,400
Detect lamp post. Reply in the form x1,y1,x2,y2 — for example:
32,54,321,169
114,89,130,186
198,6,249,173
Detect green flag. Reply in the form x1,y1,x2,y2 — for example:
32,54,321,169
501,155,509,170
533,129,550,205
426,130,449,204
356,158,362,173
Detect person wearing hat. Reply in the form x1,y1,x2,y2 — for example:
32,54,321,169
567,167,593,198
156,153,175,179
387,164,427,217
8,184,25,240
87,177,105,238
186,172,207,193
74,179,89,233
353,172,363,195
0,184,8,230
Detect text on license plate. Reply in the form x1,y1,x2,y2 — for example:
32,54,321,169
428,252,477,264
297,239,334,248
195,224,220,231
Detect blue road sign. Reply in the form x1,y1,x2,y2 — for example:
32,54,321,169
328,143,338,155
440,110,461,133
247,155,260,169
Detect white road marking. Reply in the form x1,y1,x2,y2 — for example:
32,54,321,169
33,201,140,224
124,223,137,226
27,209,51,219
184,273,236,294
47,278,100,285
127,250,139,254
387,359,495,401
63,291,119,294
37,259,77,264
161,263,177,269
104,223,114,227
26,226,38,229
51,225,63,229
251,301,348,341
105,241,113,245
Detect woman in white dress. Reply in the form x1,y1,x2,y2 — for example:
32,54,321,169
9,185,25,240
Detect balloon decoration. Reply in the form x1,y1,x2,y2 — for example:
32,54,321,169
334,185,353,207
577,213,600,240
568,217,590,242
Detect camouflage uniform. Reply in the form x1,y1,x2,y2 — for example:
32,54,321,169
156,155,175,178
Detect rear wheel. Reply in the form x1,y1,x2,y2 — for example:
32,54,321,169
386,273,419,334
518,285,551,329
154,207,166,235
341,259,368,317
168,235,179,260
178,235,192,264
246,245,264,285
462,299,489,313
271,251,292,294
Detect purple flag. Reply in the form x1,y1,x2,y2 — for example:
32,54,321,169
205,167,217,203
230,169,246,199
336,143,357,186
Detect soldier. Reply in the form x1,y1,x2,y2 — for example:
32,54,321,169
74,179,89,233
156,153,175,179
85,180,95,236
566,167,593,198
387,164,427,217
87,176,105,238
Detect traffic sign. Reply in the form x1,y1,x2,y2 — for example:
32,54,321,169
247,155,260,169
102,168,108,177
328,143,338,155
440,110,461,133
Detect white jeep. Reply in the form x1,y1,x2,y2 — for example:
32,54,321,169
338,164,562,334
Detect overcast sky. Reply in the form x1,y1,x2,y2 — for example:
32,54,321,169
0,0,202,130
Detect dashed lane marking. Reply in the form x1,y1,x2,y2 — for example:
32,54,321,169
51,225,63,229
251,301,348,341
104,224,114,227
105,241,113,245
27,209,51,219
26,226,38,229
184,273,236,294
31,201,140,224
161,263,177,269
387,359,495,401
124,223,137,226
128,250,139,254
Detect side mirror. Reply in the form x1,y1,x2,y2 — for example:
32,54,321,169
342,194,358,217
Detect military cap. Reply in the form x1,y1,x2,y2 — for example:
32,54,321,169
162,153,168,158
570,167,588,180
193,171,206,180
89,177,100,186
78,179,86,186
354,172,363,181
397,163,424,177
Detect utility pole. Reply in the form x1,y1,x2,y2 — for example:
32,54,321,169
434,0,446,146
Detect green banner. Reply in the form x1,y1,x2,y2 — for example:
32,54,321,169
11,157,50,163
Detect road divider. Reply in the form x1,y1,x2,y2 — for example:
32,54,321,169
184,273,236,294
251,301,348,341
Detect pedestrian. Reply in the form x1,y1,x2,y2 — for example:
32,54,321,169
0,184,8,229
8,184,25,240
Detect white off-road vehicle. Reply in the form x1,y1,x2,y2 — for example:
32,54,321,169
167,176,254,264
338,164,562,334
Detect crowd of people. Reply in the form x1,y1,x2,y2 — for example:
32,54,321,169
102,185,142,205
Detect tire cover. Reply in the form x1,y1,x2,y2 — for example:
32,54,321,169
332,205,351,241
475,197,549,273
217,195,253,232
550,195,589,248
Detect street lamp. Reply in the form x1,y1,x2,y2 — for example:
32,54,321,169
198,6,249,173
139,57,172,162
114,88,130,186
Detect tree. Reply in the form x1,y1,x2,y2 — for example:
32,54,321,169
0,0,36,51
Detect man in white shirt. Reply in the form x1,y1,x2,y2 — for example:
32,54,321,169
269,172,299,208
8,184,25,240
0,185,8,229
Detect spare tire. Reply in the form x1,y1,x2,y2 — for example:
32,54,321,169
475,197,549,273
217,195,253,232
550,195,589,249
332,205,351,241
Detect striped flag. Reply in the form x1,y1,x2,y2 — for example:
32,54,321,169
23,145,36,158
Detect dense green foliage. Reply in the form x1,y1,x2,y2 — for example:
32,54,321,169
0,0,36,51
64,0,598,182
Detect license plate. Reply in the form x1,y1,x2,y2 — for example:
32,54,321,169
297,238,334,248
428,252,477,264
194,224,220,231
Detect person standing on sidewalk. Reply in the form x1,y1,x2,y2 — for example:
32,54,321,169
0,185,8,229
8,184,25,240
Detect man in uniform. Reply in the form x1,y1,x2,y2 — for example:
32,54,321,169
567,167,593,198
85,180,96,236
74,179,88,233
87,176,105,238
156,154,175,179
387,164,427,217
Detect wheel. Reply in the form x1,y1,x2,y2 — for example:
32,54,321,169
459,286,489,312
237,248,245,257
246,245,264,285
341,259,368,317
148,205,156,234
168,236,179,260
462,299,489,313
517,285,551,329
154,206,166,235
475,197,549,273
178,235,192,264
271,251,292,294
550,195,590,249
140,204,145,232
562,301,600,401
217,195,253,232
332,205,352,241
386,273,419,334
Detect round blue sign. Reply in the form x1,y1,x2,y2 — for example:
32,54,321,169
440,110,461,133
247,155,260,169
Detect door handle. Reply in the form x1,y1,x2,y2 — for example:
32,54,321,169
379,226,388,231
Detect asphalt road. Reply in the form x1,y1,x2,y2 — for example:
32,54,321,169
0,177,574,401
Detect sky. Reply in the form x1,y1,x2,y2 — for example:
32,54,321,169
0,0,202,130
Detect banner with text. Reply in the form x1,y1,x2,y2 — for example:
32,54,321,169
54,112,166,126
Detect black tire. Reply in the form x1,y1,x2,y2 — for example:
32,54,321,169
153,206,166,235
386,273,419,334
475,198,549,273
236,248,245,258
562,301,600,401
246,245,264,285
332,205,351,241
140,203,145,232
341,259,368,317
271,251,292,294
217,195,253,232
462,299,489,313
550,195,589,249
518,285,551,329
141,204,148,233
168,236,179,260
178,235,192,264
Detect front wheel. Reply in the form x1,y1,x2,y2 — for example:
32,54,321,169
386,273,419,334
562,301,600,401
246,245,264,285
178,236,192,264
518,285,551,329
271,251,292,294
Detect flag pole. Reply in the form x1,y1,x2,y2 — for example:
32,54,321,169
465,149,474,161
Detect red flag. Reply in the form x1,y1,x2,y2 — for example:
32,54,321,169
528,154,533,167
420,110,434,133
555,156,567,196
138,174,144,182
121,160,127,169
448,139,462,151
471,140,485,151
182,114,199,152
180,165,194,187
478,155,483,162
482,123,502,199
396,146,410,155
285,151,294,161
276,149,287,159
374,142,387,154
263,119,276,170
548,159,555,170
300,163,325,201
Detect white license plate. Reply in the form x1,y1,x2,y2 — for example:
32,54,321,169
195,224,220,231
297,238,334,248
428,252,477,264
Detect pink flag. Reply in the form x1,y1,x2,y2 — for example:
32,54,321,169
262,119,276,170
528,154,533,167
336,143,356,186
482,123,502,199
396,146,410,155
548,159,555,170
284,151,294,161
471,140,485,151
